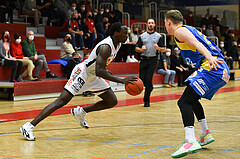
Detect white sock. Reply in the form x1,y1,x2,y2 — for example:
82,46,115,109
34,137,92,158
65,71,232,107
185,126,196,142
199,119,208,136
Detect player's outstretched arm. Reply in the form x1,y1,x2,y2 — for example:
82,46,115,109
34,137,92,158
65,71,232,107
95,44,137,83
175,27,223,70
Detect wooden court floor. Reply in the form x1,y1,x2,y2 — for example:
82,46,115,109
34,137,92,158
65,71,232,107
0,81,240,159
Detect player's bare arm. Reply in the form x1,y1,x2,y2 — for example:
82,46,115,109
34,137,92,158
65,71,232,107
95,44,137,84
175,27,223,70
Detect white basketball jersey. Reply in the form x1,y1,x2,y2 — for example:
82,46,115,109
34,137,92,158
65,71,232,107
83,36,121,75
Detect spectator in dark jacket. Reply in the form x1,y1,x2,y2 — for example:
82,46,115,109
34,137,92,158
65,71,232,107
228,41,240,69
63,52,81,79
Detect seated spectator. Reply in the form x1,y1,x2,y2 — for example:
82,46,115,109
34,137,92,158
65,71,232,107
67,2,77,19
11,33,37,81
214,26,222,43
22,0,41,27
186,11,194,26
171,47,193,87
95,17,110,43
156,48,176,88
228,41,240,69
125,27,138,62
54,0,69,26
85,11,97,49
21,31,58,79
201,24,206,35
0,30,23,82
77,3,86,19
6,0,16,23
60,34,75,62
108,10,122,25
84,0,92,13
201,14,210,28
60,13,85,50
219,41,227,57
63,52,81,79
130,27,140,60
36,0,54,26
206,25,215,36
103,7,110,18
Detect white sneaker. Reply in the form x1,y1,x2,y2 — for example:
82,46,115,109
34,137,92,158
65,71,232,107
126,55,134,62
20,122,35,141
131,55,138,62
71,106,89,129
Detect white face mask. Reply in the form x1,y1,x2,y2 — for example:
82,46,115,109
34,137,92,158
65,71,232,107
220,44,224,48
16,39,21,44
28,35,34,41
100,11,103,15
93,12,97,16
166,52,171,56
128,29,131,34
72,7,76,10
81,7,85,11
106,9,109,13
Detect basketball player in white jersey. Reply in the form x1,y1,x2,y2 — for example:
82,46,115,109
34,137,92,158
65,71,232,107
20,22,137,140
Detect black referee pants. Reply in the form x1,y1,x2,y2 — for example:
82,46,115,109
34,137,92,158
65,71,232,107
139,56,158,103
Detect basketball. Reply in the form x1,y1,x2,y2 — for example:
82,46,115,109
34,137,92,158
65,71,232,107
125,77,144,96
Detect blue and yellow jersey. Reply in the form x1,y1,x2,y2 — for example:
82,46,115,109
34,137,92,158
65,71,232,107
174,25,224,69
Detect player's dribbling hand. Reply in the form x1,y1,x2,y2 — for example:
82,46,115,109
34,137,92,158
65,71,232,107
208,56,223,70
122,76,138,84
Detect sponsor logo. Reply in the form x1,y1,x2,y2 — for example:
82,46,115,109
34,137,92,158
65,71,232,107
71,77,85,92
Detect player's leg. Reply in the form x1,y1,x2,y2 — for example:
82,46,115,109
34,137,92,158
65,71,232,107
20,89,74,140
71,88,117,129
171,85,202,158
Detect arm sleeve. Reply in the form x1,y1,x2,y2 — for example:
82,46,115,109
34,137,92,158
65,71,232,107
136,36,143,48
0,42,5,59
158,36,165,47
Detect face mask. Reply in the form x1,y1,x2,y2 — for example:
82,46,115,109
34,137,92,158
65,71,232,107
220,44,224,48
100,11,103,14
16,39,21,43
28,35,34,41
166,52,171,56
106,9,109,13
189,14,193,17
4,34,10,39
66,38,71,42
133,31,138,34
81,7,85,11
74,58,80,62
202,27,206,30
175,51,179,55
128,29,131,34
93,12,97,16
88,15,92,19
206,17,209,20
72,7,76,10
72,17,77,21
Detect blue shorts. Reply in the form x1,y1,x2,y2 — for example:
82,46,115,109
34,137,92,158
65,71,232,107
185,59,230,100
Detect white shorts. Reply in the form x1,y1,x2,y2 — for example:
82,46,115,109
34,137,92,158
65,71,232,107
64,63,111,96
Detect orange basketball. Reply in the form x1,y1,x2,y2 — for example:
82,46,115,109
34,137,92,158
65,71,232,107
125,77,144,96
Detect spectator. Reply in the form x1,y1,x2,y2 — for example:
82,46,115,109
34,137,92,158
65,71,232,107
214,26,222,42
0,0,7,23
36,0,54,26
84,0,92,13
77,3,86,19
130,27,140,60
225,31,235,53
60,34,75,62
21,31,58,79
219,41,227,57
0,30,23,82
22,0,41,27
11,33,37,81
229,41,240,69
85,11,97,49
206,25,215,36
103,7,110,18
156,48,176,88
201,24,206,35
92,8,99,24
6,0,16,23
201,14,210,28
95,17,109,43
108,10,122,25
63,52,81,79
171,47,192,87
186,11,194,26
54,0,69,25
60,13,85,50
97,8,105,22
124,27,138,62
67,2,77,19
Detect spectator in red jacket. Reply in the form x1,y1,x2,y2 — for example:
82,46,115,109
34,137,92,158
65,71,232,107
11,33,37,81
85,11,97,49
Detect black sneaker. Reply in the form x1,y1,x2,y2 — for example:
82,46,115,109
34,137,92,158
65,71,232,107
46,72,58,78
144,102,150,107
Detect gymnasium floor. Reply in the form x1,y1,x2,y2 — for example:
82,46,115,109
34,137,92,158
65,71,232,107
0,81,240,159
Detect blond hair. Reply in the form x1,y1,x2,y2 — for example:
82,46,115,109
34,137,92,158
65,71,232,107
165,10,183,24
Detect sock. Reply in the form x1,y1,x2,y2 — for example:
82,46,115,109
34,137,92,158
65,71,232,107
185,126,196,142
199,118,208,136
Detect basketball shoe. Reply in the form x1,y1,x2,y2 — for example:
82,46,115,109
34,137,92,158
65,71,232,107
171,140,202,158
199,129,215,146
71,106,89,129
20,122,35,141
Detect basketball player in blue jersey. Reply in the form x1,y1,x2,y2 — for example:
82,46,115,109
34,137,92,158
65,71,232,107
20,22,137,141
164,10,230,158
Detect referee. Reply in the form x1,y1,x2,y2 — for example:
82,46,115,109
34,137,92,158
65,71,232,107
135,19,165,107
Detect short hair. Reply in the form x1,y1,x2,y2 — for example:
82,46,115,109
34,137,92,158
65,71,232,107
110,22,125,36
14,33,21,40
165,10,183,24
72,52,79,57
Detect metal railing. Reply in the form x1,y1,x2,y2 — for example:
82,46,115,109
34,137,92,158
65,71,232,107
122,12,130,27
149,2,158,25
131,22,147,32
99,2,113,11
207,36,219,47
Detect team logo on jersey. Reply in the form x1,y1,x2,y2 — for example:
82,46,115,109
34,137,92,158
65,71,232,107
71,77,85,92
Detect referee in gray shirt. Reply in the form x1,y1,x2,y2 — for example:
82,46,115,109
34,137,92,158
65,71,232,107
136,19,165,107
